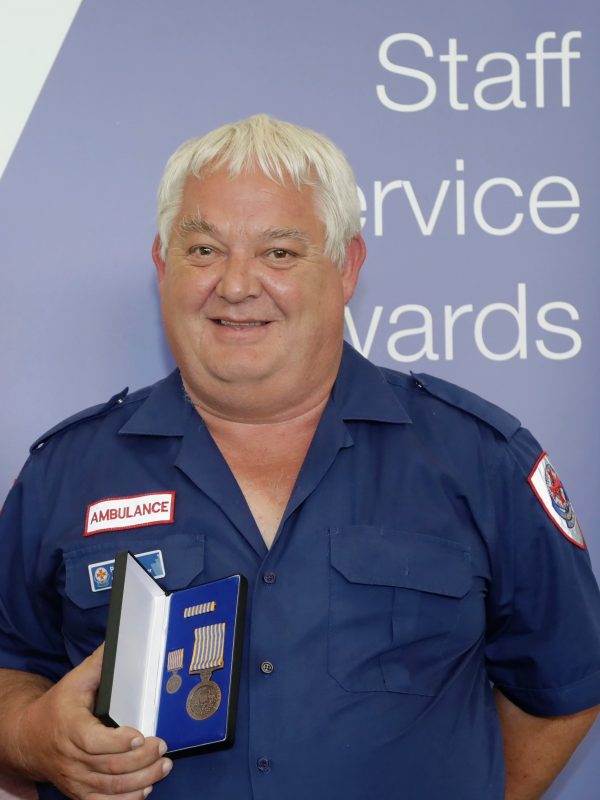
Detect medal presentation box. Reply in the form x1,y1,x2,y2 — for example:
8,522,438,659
95,551,247,755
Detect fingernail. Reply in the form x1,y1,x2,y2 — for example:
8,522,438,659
143,787,153,798
131,736,144,749
162,758,173,775
158,740,168,756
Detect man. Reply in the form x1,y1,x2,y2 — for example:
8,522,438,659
0,115,598,800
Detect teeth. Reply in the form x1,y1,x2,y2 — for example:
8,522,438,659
219,320,265,327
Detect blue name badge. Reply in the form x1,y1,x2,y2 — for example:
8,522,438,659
88,549,166,592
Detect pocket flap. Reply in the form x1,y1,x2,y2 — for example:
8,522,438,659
330,527,471,598
64,532,205,610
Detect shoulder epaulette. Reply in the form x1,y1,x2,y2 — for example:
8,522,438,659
30,387,129,453
411,372,521,441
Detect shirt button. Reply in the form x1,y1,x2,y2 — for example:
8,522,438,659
260,661,274,674
263,572,276,584
257,757,271,773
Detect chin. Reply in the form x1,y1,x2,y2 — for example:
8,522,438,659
204,359,276,386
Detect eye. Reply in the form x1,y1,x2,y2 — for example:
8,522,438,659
189,245,215,257
267,248,298,263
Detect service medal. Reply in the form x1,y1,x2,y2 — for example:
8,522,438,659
165,648,184,694
186,622,226,720
186,669,222,720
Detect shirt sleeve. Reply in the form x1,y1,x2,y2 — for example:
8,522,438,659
484,426,600,716
0,454,71,682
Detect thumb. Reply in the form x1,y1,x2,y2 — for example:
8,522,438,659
68,643,106,696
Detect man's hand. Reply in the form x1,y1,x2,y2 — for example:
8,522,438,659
0,647,172,800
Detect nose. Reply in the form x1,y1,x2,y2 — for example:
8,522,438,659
215,252,262,303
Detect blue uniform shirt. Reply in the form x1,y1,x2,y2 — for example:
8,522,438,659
1,344,600,799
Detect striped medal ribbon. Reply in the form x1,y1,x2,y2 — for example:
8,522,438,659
167,648,184,672
189,623,226,674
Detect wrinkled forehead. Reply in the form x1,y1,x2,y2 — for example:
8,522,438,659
181,166,320,217
172,168,325,243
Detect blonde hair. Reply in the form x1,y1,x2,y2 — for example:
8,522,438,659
156,114,361,267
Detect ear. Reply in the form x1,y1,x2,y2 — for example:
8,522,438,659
340,235,366,304
152,234,167,285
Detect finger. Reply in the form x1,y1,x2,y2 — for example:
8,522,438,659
87,789,153,800
90,737,168,774
86,755,173,796
88,788,154,800
72,713,151,757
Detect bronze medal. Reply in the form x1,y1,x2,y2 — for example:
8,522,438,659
186,677,222,720
166,672,182,694
186,624,226,720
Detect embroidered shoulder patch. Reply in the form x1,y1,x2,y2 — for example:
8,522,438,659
85,492,175,536
528,453,585,549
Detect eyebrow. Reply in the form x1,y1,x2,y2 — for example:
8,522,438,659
177,216,313,248
177,215,218,237
261,227,311,246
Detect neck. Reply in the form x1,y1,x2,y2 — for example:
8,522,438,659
180,349,342,426
183,380,331,432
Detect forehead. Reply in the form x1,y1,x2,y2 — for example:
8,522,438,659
177,167,322,232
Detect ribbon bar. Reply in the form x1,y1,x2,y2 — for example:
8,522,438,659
184,601,217,618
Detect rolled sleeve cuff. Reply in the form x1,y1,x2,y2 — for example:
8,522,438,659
494,669,600,717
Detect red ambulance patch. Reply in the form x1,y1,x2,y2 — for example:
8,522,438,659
84,492,175,536
528,453,585,549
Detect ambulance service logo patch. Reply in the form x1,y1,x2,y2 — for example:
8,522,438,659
92,566,111,589
88,549,166,592
528,453,585,549
84,492,175,536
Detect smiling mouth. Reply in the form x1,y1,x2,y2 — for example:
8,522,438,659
215,319,270,328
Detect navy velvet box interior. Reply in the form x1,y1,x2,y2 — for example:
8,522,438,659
157,576,241,750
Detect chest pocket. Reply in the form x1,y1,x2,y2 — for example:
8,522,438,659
61,531,205,659
328,527,480,697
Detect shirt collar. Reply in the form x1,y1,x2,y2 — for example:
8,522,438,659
331,342,412,424
118,369,192,437
119,343,412,437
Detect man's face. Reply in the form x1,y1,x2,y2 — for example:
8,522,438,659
153,166,364,419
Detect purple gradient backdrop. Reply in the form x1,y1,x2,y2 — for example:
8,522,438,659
1,2,598,797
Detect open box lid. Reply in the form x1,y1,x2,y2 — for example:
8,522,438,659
96,551,168,734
